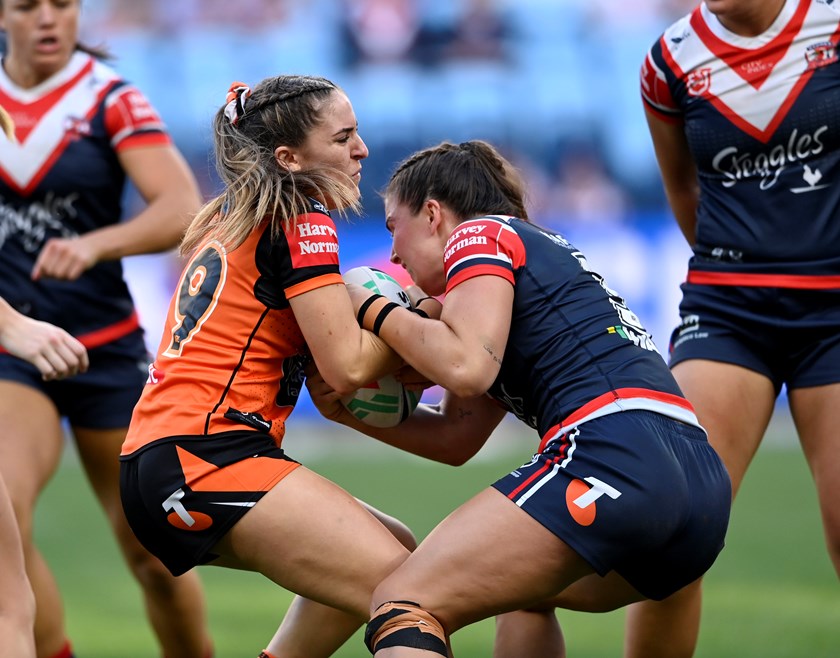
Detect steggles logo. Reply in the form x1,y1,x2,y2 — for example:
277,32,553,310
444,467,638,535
712,126,828,190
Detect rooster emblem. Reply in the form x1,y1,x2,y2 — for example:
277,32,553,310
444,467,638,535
791,164,828,193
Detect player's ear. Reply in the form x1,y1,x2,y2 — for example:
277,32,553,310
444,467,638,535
274,146,301,172
425,199,449,235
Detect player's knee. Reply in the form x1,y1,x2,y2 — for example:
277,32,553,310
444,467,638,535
364,601,448,656
388,517,418,551
121,542,178,592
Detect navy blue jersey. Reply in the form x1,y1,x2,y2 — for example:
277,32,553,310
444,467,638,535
641,0,840,285
0,52,172,342
443,216,696,443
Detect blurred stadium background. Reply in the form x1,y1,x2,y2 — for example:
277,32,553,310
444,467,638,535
90,0,705,397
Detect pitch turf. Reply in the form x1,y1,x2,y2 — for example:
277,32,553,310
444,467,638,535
36,418,837,657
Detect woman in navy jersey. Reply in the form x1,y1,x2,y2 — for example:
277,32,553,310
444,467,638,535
0,1,212,657
0,293,89,658
304,139,731,657
0,294,89,658
0,105,87,658
630,0,840,655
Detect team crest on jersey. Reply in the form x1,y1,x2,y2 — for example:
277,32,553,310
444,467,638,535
686,68,711,96
63,116,92,140
805,41,838,70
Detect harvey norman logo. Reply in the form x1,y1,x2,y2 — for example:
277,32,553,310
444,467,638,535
444,224,488,260
296,221,339,255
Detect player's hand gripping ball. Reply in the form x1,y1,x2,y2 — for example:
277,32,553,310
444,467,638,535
340,267,420,427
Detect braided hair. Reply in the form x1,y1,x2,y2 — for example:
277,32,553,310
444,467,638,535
181,75,361,254
384,140,529,223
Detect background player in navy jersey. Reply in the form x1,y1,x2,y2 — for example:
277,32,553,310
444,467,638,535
0,105,87,658
303,139,731,657
629,0,840,656
0,294,88,658
0,1,213,657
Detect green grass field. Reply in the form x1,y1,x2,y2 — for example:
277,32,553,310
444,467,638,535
36,420,837,657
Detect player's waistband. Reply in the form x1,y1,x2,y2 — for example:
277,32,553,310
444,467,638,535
537,388,703,453
0,310,140,355
687,271,840,289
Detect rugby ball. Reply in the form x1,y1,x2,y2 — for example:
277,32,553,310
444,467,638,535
341,266,420,427
341,374,420,428
342,266,412,309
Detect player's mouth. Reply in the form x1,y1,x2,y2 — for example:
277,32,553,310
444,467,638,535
35,36,62,55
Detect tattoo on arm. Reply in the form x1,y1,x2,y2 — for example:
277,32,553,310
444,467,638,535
483,344,502,365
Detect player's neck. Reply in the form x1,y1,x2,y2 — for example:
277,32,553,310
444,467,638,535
711,0,787,38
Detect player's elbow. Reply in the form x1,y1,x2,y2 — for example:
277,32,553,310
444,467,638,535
321,367,374,397
439,365,494,399
437,448,475,467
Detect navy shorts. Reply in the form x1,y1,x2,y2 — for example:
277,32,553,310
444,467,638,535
493,410,731,600
0,329,149,429
669,283,840,394
120,430,300,576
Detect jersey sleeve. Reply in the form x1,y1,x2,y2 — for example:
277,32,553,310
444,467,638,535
103,84,171,151
640,38,683,124
281,210,343,299
444,217,525,293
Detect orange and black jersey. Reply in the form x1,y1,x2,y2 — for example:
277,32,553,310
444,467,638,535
123,199,342,454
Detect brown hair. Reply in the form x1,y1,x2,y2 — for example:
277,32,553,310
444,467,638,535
181,75,361,255
384,140,529,222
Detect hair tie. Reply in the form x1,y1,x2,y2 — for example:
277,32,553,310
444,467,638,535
224,81,252,126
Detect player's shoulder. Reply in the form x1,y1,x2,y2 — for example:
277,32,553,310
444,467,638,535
647,9,695,53
814,0,840,18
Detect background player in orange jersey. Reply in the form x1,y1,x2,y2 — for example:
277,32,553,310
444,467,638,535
120,74,420,658
0,2,213,657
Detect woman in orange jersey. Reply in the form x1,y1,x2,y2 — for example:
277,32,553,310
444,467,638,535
120,75,416,658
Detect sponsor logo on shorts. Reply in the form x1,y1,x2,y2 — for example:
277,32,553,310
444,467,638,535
670,314,709,352
163,488,213,531
565,476,622,526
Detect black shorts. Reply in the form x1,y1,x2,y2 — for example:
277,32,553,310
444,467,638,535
669,283,840,394
0,329,148,429
493,410,731,600
120,430,300,576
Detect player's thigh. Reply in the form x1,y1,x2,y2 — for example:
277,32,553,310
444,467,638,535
544,570,646,613
0,381,64,514
672,360,775,495
372,487,595,634
72,426,141,547
215,465,410,619
357,498,417,550
72,427,124,505
789,384,840,535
